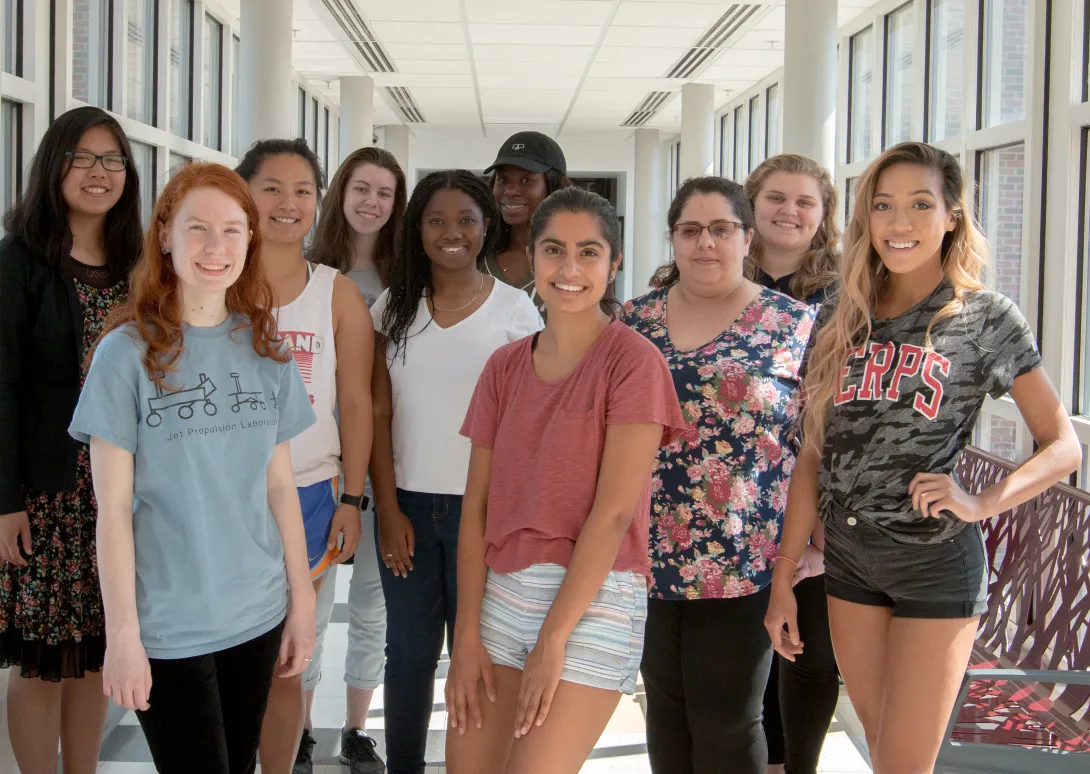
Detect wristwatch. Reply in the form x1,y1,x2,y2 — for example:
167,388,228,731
340,493,369,511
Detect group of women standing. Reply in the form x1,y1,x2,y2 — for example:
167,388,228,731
0,103,1081,774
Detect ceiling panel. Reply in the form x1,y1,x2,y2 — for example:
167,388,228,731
464,0,615,25
475,58,588,76
368,21,466,44
602,26,706,48
473,44,595,63
357,0,462,23
393,59,474,75
613,1,728,28
383,42,469,61
477,74,582,90
469,24,603,45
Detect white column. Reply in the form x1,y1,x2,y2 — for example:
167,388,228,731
679,83,715,181
339,76,375,160
385,124,410,175
633,128,665,294
239,0,293,147
782,0,838,169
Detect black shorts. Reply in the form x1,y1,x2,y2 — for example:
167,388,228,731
822,507,988,619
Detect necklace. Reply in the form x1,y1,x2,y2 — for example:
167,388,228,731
431,273,485,313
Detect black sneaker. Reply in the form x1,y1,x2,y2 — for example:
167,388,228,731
339,727,386,773
293,728,317,774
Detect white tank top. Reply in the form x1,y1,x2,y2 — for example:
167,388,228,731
276,263,340,487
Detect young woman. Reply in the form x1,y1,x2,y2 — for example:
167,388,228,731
68,162,318,773
445,187,685,774
372,170,542,774
0,106,142,774
765,142,1081,773
307,145,407,772
617,178,814,774
745,154,841,774
234,139,375,774
483,131,572,313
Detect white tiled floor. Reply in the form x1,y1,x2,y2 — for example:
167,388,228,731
83,568,874,773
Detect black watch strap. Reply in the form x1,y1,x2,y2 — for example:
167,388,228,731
340,493,368,510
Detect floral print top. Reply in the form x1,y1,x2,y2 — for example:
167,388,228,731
619,286,815,600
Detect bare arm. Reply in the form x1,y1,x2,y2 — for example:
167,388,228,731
91,437,140,643
454,445,493,645
912,368,1081,520
333,275,374,499
369,336,398,513
267,441,314,603
539,422,664,646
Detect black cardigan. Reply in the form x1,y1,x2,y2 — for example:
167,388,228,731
0,234,88,514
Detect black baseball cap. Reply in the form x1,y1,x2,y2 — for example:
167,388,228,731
484,131,567,176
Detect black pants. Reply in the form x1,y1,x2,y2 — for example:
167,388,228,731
762,575,840,773
135,619,284,774
642,587,774,774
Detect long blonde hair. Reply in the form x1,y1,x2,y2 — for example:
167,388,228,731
743,154,841,301
802,142,988,454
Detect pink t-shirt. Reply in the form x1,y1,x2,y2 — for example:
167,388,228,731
460,321,686,581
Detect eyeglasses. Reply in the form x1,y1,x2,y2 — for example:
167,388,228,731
673,221,744,241
66,150,128,172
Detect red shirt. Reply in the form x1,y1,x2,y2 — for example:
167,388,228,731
461,322,686,581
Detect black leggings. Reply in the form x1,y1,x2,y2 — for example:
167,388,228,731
762,575,840,773
135,619,284,774
642,588,774,774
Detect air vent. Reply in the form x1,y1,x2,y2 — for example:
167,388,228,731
321,0,396,73
620,4,764,127
622,92,672,127
386,87,425,124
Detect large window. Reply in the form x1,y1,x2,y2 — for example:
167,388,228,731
125,0,157,124
4,0,21,76
765,83,781,158
733,105,744,181
130,140,156,226
748,95,761,170
980,0,1030,128
323,106,331,172
72,0,112,109
310,97,319,150
928,0,965,141
849,26,875,162
977,144,1026,306
168,152,191,178
884,3,916,147
203,13,223,150
845,177,857,227
718,113,729,177
2,99,21,217
231,35,240,155
170,0,193,138
298,87,306,137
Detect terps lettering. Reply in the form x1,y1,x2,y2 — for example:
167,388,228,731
834,341,950,420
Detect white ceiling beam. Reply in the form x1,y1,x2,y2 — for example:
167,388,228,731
556,0,624,137
457,0,488,137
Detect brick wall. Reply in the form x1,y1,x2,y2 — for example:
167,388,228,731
988,415,1019,461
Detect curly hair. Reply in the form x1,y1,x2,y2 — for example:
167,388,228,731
743,154,841,302
310,146,406,284
382,170,501,360
94,163,289,389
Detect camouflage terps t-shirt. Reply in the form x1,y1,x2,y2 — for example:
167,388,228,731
814,280,1041,544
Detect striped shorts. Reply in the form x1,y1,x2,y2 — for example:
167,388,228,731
479,563,648,694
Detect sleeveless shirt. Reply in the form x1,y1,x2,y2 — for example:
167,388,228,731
276,263,340,487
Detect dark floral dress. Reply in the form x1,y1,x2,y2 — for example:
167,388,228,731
0,274,126,680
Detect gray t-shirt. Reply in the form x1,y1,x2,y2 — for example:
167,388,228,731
69,314,315,658
346,267,385,307
813,281,1041,543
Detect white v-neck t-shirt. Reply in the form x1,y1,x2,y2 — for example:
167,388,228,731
371,281,542,495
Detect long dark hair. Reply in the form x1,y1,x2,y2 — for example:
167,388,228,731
382,170,500,360
529,187,622,314
651,176,755,288
310,147,406,284
235,137,326,195
490,167,572,253
3,106,143,277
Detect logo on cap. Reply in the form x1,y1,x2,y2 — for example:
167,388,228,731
512,143,526,150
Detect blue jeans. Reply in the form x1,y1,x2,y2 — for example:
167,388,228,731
375,489,461,774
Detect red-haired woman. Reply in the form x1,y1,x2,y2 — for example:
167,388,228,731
68,163,318,773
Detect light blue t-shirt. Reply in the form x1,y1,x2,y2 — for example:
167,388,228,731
69,314,316,659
